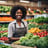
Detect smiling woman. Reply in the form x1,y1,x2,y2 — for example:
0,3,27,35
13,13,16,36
8,5,28,44
11,5,27,19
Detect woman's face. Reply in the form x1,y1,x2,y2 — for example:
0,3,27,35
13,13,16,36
15,9,23,20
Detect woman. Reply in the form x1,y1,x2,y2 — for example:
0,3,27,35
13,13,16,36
8,5,28,43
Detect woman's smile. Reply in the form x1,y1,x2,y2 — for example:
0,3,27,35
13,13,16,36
15,9,23,20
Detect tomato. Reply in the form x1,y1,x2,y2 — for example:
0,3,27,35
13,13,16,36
41,35,44,37
41,32,44,34
37,33,41,35
44,34,47,37
44,31,47,34
0,37,8,41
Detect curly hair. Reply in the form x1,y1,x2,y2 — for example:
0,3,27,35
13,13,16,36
10,5,27,19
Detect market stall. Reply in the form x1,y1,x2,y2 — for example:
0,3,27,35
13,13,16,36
0,16,48,48
0,0,48,48
10,16,48,48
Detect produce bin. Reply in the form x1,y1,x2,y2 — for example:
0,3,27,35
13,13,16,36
11,44,34,48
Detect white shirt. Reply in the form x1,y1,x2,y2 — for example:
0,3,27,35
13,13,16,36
8,20,28,37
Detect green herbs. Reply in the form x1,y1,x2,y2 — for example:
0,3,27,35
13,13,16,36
36,37,48,48
25,33,33,39
14,32,48,48
27,17,48,23
20,35,40,47
0,44,12,48
28,24,48,30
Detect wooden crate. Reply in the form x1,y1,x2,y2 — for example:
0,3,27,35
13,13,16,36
29,22,48,25
11,44,34,48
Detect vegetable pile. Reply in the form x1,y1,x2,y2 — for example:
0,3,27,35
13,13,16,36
0,17,14,21
0,24,8,38
28,28,48,37
28,23,48,30
0,44,12,48
27,17,48,23
13,16,48,48
0,24,8,41
28,28,41,33
0,6,12,13
0,37,8,41
13,33,48,48
0,31,8,38
0,24,8,28
0,24,8,32
36,37,48,48
33,31,48,37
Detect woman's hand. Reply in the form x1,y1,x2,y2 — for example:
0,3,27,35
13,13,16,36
5,39,10,43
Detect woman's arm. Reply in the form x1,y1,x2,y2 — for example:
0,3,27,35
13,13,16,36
8,23,13,37
9,37,20,41
8,23,20,41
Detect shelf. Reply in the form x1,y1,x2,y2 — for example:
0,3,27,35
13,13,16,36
0,13,34,16
27,15,34,16
0,21,12,23
0,13,41,16
0,13,10,16
0,2,14,6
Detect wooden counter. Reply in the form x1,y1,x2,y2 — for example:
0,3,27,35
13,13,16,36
11,44,34,48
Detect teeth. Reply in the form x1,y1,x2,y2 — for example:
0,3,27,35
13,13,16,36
17,16,21,18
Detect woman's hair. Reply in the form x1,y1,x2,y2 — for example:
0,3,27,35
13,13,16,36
10,5,27,19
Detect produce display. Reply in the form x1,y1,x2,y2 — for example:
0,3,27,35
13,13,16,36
13,33,48,48
0,17,14,21
0,6,48,15
28,24,48,30
27,17,48,23
28,28,41,33
36,37,48,48
0,24,8,31
12,16,48,48
0,24,8,28
0,37,8,41
27,8,48,15
0,24,8,38
0,27,8,31
0,14,48,48
12,33,33,45
33,31,48,37
0,32,8,38
0,44,12,48
0,6,12,14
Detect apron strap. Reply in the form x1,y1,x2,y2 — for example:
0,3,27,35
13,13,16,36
21,21,25,28
14,23,16,31
14,21,26,31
